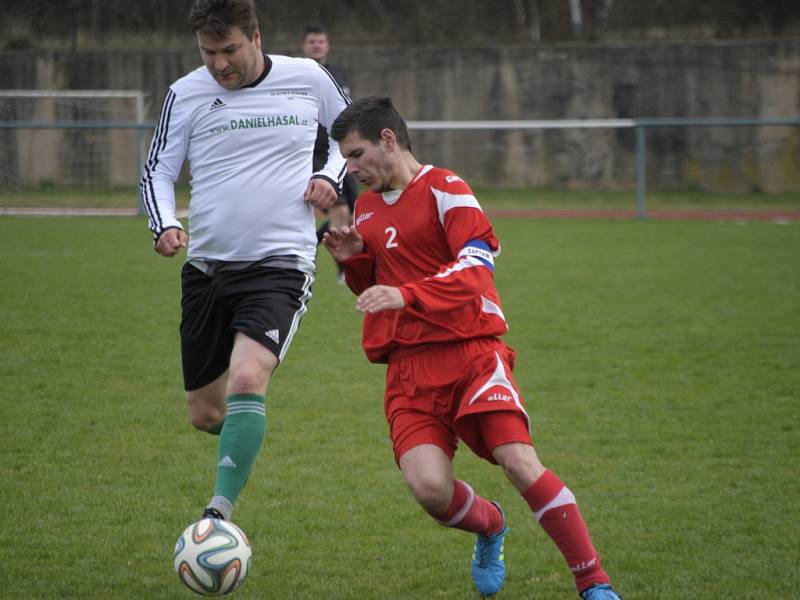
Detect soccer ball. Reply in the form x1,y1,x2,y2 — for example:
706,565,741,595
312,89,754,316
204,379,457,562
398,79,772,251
173,518,252,596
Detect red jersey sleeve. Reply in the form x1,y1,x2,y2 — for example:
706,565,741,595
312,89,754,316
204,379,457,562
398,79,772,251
340,252,376,295
399,172,500,313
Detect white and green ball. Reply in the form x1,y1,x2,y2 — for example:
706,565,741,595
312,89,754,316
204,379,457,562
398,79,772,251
174,518,252,596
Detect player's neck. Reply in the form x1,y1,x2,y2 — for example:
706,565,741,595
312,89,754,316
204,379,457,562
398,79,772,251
390,155,423,190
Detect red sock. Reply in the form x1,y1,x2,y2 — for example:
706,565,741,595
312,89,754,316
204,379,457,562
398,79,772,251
434,480,504,536
522,470,610,592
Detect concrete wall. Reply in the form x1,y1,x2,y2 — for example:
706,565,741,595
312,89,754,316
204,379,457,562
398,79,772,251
1,39,798,191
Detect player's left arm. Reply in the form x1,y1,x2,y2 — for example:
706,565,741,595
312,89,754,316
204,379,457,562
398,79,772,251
399,176,500,313
397,238,496,313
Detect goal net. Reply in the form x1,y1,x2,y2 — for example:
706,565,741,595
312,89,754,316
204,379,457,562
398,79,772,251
0,90,148,206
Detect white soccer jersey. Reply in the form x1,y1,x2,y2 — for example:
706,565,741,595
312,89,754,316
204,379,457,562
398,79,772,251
140,55,350,269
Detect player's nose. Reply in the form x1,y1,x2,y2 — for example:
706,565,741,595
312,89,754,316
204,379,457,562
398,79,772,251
213,56,230,71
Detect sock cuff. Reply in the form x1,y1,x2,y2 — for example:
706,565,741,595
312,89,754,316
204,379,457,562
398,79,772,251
227,393,265,405
437,480,475,526
522,469,565,512
227,394,266,416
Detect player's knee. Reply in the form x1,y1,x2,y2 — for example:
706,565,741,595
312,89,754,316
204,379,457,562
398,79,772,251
227,364,268,395
186,392,226,432
494,443,545,490
188,407,225,432
407,474,451,514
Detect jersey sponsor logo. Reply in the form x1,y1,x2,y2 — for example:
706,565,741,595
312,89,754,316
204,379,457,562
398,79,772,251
269,89,310,98
208,114,308,136
209,97,226,111
230,114,303,129
485,391,514,403
355,211,373,226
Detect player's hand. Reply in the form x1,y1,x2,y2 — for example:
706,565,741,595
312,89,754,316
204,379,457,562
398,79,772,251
155,227,188,257
356,285,405,313
322,225,364,261
304,178,337,210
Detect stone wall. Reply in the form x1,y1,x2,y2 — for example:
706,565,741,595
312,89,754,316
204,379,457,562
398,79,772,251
1,39,798,191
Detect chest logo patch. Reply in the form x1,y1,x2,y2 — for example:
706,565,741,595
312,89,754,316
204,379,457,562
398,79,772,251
355,211,374,226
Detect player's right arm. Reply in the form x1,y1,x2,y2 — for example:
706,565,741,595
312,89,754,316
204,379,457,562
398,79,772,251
139,88,190,253
322,225,376,294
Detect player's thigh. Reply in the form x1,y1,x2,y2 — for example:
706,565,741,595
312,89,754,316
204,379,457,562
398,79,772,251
228,267,314,366
453,339,532,462
180,263,234,392
385,356,460,466
227,331,279,396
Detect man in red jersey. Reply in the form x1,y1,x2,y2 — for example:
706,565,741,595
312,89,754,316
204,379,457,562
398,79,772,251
322,96,622,600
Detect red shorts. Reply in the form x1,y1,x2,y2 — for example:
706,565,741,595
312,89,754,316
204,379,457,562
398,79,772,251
384,337,532,465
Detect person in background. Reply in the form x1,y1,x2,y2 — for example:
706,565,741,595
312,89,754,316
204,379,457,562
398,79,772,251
323,96,622,600
140,0,349,524
301,23,358,281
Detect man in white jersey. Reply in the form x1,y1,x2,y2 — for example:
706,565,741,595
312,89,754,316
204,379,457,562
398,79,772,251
140,0,349,523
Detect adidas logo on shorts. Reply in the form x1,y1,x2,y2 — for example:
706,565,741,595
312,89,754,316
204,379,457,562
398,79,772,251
265,329,280,344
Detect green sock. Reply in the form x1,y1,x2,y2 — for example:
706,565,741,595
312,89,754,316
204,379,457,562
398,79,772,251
207,420,224,435
213,393,266,506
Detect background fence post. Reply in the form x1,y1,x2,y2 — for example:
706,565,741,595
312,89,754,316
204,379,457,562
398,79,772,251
635,123,647,219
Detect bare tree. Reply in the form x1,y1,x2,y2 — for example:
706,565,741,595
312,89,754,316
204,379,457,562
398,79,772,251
568,0,583,35
513,0,542,42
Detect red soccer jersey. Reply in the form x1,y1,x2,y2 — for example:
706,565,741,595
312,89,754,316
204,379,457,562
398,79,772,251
340,165,509,363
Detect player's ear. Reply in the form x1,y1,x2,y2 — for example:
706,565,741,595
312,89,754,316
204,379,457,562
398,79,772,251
380,128,397,149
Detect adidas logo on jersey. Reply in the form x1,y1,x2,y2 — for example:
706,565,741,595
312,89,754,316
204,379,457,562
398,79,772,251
265,329,280,344
209,98,226,111
217,455,237,468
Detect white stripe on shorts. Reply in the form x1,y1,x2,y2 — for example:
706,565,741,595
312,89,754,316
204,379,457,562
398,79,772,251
279,272,314,362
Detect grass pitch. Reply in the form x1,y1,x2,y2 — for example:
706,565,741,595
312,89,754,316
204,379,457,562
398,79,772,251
0,215,798,599
2,183,800,214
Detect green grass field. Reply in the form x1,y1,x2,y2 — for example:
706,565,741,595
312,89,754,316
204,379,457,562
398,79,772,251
1,215,798,599
2,184,800,212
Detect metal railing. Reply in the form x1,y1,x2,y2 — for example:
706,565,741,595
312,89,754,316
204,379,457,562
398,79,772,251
2,117,799,218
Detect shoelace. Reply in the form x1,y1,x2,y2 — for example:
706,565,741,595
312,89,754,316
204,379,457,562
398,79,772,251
475,533,498,567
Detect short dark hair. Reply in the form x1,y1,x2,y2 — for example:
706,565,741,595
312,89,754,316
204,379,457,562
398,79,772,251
302,24,327,38
189,0,259,39
331,96,412,151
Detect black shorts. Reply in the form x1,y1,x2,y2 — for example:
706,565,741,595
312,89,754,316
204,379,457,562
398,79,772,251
180,263,314,391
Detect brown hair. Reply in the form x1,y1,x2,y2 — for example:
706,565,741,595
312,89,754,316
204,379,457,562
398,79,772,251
189,0,259,39
331,96,412,151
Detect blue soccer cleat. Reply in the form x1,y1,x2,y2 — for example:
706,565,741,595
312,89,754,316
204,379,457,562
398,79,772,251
470,505,507,596
580,583,623,600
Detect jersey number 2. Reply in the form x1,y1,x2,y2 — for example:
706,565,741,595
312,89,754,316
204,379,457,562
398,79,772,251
385,226,399,249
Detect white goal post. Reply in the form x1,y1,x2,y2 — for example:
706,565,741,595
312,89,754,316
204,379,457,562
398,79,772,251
0,90,148,189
